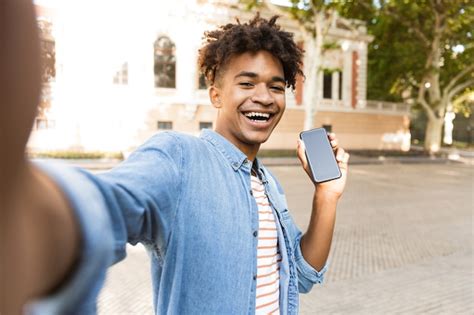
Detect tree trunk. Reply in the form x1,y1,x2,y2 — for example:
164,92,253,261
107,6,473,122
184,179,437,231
424,116,444,152
303,36,321,130
303,13,324,130
422,9,446,153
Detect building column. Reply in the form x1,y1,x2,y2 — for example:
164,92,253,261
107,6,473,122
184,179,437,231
358,42,368,108
332,71,340,101
342,47,352,108
351,51,359,109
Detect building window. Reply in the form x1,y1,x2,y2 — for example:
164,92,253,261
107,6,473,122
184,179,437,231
198,73,207,90
338,71,343,100
157,121,173,130
323,70,332,99
35,118,55,130
154,36,176,88
322,124,332,133
113,62,128,85
199,122,213,130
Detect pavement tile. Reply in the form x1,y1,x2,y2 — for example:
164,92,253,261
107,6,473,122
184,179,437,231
97,163,473,314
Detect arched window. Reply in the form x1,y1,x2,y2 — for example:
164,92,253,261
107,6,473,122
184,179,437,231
154,36,176,88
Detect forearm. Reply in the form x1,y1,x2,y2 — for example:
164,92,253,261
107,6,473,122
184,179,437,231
300,190,339,271
1,164,80,314
0,1,82,312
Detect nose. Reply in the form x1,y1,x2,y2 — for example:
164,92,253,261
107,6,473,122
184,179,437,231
250,83,274,106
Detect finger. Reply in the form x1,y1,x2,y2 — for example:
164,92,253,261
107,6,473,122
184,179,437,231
328,132,336,141
343,152,350,164
338,152,350,170
296,139,308,169
330,138,338,150
335,148,345,162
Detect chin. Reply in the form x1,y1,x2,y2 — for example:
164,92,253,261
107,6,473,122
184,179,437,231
243,132,272,145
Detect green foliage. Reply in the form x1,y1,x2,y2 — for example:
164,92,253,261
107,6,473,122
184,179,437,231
453,92,473,117
240,0,260,10
450,140,474,149
343,0,474,102
322,41,340,51
322,67,342,74
455,105,472,118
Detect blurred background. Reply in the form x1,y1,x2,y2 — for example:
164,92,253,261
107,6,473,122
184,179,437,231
30,0,473,314
30,0,473,158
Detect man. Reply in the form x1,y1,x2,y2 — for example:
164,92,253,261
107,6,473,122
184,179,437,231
1,1,349,314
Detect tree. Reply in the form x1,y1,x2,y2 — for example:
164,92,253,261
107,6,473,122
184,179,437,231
343,0,474,152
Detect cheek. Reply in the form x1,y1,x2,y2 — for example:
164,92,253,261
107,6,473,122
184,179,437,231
277,97,286,113
230,87,252,101
273,100,286,123
222,94,248,114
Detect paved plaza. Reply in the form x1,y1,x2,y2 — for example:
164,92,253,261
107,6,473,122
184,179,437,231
97,162,473,314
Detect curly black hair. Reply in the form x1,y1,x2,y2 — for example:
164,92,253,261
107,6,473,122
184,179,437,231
198,13,304,90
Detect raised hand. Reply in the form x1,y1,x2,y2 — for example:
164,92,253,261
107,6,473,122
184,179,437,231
296,132,350,198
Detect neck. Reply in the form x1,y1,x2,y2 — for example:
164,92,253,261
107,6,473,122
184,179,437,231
241,145,259,162
213,129,260,162
231,141,260,162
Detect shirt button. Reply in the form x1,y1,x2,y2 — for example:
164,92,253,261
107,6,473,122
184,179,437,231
253,231,258,237
253,275,257,281
249,190,253,196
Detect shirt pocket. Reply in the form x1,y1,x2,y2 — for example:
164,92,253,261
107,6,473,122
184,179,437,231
267,189,290,219
270,193,303,250
278,205,291,222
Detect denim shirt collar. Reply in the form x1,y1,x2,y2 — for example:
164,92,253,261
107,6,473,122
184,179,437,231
200,129,249,171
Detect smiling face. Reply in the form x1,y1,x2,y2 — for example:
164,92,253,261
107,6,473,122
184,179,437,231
210,50,286,160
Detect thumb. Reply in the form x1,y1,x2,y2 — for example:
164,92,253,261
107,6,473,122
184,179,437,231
296,139,308,170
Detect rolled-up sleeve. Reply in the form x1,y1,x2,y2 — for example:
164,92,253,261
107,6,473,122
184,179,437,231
293,233,328,293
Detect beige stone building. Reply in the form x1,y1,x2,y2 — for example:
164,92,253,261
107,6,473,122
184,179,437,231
29,0,411,153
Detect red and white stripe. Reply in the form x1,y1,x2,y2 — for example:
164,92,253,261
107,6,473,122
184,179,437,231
251,175,281,315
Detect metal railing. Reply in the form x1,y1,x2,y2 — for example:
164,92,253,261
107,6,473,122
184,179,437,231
365,100,410,114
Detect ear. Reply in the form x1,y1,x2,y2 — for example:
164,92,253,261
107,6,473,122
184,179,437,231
209,85,222,109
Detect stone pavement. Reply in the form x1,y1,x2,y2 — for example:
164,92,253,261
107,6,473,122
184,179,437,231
97,163,473,314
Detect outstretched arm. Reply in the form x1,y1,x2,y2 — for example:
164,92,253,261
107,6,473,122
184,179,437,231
1,2,184,313
0,0,80,313
296,134,350,271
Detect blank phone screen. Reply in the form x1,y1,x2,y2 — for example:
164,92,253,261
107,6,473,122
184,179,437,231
300,128,341,183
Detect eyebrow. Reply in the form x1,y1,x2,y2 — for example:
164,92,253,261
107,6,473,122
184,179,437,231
234,71,286,84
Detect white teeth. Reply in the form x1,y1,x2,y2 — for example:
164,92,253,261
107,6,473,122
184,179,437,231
244,112,270,119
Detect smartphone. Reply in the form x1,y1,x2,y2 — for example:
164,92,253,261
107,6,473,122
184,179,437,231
299,128,341,183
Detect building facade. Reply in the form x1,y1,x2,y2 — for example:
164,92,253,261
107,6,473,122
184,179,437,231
29,0,411,153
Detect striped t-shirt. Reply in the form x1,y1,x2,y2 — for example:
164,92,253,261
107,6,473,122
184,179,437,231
251,174,281,315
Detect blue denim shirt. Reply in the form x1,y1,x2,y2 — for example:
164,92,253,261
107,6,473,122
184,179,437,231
27,129,327,315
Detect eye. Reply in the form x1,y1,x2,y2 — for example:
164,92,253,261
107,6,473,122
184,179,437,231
239,82,254,88
270,85,285,92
